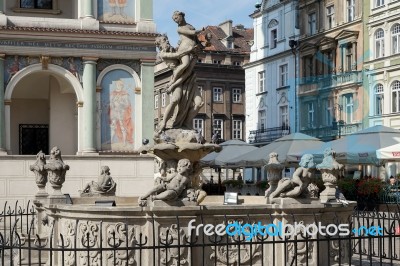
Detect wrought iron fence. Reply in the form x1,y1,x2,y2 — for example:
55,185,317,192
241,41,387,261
1,201,400,265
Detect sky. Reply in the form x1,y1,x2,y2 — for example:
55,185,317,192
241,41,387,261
153,0,256,45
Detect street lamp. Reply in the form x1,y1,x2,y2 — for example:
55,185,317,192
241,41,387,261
331,103,343,138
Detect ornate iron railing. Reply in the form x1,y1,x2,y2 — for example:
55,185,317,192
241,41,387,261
248,126,291,145
1,201,400,265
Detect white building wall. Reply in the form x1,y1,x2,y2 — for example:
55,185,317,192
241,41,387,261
245,0,299,142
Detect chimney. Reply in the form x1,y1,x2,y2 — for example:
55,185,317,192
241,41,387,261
219,20,232,37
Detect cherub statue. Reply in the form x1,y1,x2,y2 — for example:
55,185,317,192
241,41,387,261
269,154,315,199
81,166,116,196
139,159,192,205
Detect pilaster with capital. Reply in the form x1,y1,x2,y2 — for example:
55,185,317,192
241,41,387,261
82,57,98,154
0,54,6,154
80,0,94,18
141,59,155,144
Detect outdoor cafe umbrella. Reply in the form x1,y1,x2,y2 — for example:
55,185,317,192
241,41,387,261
318,125,400,166
200,139,258,167
225,133,325,167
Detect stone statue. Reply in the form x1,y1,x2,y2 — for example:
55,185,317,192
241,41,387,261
30,150,48,196
80,166,116,197
265,152,284,198
138,11,219,207
155,11,204,136
44,146,69,195
269,154,315,199
139,158,192,206
317,147,344,203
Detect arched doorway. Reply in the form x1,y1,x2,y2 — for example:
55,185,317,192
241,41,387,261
5,64,83,155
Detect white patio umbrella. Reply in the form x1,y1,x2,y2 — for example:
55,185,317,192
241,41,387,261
225,133,325,167
200,140,258,167
319,125,400,166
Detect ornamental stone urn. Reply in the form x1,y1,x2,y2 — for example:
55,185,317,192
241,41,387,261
29,150,48,197
265,152,284,200
316,147,343,203
44,146,70,196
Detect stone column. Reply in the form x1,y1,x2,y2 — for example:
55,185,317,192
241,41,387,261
352,41,357,71
0,54,6,154
80,0,94,18
82,57,98,154
339,44,344,72
141,59,155,144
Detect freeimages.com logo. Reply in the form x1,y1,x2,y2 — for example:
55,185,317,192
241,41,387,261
188,220,383,241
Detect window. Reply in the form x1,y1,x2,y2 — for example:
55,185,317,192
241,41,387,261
232,120,242,139
307,102,314,127
233,61,241,66
258,71,265,93
232,88,241,103
213,87,223,102
161,93,166,107
326,6,335,29
279,64,288,87
375,84,384,115
154,95,159,109
308,13,317,35
20,0,52,9
375,0,385,7
375,29,385,58
347,0,355,22
325,98,333,126
193,118,204,134
303,56,314,79
213,59,222,64
213,119,223,140
344,94,354,123
392,24,400,55
270,29,278,48
279,106,289,130
197,59,203,63
346,44,353,71
392,81,400,113
258,110,266,130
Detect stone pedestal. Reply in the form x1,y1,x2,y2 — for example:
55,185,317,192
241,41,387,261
319,168,338,203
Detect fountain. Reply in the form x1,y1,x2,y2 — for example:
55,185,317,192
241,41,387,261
24,11,356,266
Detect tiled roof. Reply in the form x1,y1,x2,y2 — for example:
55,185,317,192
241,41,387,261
0,26,159,37
198,24,253,54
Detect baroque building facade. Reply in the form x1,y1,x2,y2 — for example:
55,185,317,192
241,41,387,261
297,0,365,141
245,0,299,146
364,0,400,128
0,0,156,203
154,20,253,143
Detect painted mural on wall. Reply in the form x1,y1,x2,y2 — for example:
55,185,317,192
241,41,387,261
101,69,136,151
98,0,135,24
4,56,83,86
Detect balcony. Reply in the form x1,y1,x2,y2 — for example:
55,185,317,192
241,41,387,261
300,122,362,141
248,126,290,145
299,71,363,94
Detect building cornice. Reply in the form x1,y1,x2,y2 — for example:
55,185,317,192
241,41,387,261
243,50,294,69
